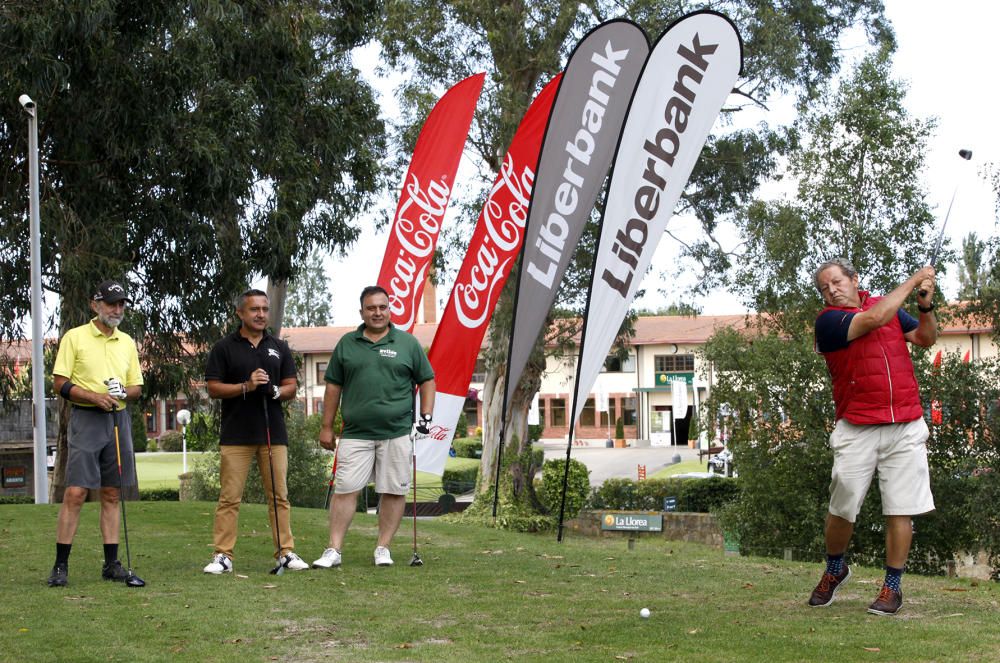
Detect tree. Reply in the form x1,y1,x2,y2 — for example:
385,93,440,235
0,1,384,499
283,250,334,328
379,0,894,524
957,232,994,300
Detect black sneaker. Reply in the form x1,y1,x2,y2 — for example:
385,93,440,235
48,563,68,587
102,559,129,582
808,565,851,607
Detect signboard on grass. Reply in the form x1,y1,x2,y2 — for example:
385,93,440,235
601,513,663,532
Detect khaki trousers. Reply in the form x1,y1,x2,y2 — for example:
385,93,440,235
212,444,294,559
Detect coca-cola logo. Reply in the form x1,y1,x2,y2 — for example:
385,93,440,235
387,173,451,327
453,155,534,330
415,424,451,441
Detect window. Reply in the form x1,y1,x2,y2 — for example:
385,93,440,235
463,398,479,427
145,404,157,434
165,402,177,431
580,398,596,427
316,361,328,385
654,354,694,372
549,398,567,427
470,358,487,384
621,397,637,426
313,398,324,415
603,353,636,372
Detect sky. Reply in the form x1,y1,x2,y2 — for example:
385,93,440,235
317,1,1000,327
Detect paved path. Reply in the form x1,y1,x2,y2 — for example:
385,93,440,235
542,443,708,486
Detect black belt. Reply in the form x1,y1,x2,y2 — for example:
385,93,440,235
71,404,125,413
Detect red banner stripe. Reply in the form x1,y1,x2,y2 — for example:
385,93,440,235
377,73,486,332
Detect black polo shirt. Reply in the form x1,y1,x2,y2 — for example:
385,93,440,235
205,329,297,445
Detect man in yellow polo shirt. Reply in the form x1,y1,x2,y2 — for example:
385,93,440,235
48,280,144,587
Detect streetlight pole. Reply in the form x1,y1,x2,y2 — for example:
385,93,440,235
20,93,48,504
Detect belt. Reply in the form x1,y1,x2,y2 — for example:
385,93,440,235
71,404,125,413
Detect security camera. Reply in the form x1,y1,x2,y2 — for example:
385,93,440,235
18,94,35,111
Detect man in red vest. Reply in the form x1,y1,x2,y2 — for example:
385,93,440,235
809,258,937,616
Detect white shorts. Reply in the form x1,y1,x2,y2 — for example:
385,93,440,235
334,435,412,495
828,418,935,522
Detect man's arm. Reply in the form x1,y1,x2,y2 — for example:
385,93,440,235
53,374,119,411
847,266,935,342
318,382,342,450
418,379,436,418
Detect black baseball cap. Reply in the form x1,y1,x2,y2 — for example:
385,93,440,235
93,280,131,304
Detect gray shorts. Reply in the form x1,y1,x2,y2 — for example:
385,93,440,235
65,407,136,491
334,435,412,495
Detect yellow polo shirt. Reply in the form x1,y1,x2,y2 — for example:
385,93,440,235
53,319,143,409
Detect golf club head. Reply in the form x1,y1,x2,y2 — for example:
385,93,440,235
409,553,423,567
125,573,146,588
270,563,285,576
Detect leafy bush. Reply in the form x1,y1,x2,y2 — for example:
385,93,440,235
140,488,179,501
586,477,739,513
131,407,148,452
455,411,469,438
443,464,478,494
453,437,482,458
528,423,544,442
0,495,33,505
185,411,219,452
538,458,590,519
707,331,1000,572
146,438,157,453
615,416,624,439
188,405,333,508
158,431,183,452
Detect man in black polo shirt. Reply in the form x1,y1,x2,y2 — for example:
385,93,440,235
313,285,435,568
202,289,308,574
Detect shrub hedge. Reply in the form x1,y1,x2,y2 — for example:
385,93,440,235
587,476,739,513
453,437,483,459
443,464,478,494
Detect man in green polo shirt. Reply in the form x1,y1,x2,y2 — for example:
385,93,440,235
313,286,435,568
48,280,144,587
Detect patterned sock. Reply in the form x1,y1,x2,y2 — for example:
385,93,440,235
103,543,119,566
884,565,904,592
55,542,72,566
825,553,845,576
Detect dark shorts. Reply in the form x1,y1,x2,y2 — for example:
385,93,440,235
65,407,136,491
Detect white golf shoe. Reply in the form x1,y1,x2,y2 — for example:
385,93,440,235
374,546,394,567
203,553,232,574
279,552,309,571
312,548,342,569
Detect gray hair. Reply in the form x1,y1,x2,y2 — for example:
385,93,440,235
813,258,857,292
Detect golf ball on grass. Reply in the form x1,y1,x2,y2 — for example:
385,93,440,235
640,608,650,619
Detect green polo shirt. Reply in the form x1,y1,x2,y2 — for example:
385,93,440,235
326,323,434,440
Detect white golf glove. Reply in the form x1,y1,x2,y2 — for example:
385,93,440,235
105,378,127,400
271,384,281,400
416,413,432,435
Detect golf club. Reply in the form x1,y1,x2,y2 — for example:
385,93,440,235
409,392,423,567
110,409,145,587
262,387,286,576
919,148,972,296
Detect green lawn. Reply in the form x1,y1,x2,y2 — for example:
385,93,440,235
649,458,711,479
136,452,480,497
2,501,998,661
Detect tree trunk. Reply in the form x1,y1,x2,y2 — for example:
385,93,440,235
267,278,288,338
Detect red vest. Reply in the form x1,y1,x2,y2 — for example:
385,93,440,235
819,292,924,424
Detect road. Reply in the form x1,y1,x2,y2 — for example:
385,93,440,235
542,443,709,486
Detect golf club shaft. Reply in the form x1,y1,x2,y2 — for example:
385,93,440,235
918,187,956,297
111,410,133,572
324,451,338,510
262,393,284,566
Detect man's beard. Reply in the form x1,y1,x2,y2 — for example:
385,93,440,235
99,312,123,328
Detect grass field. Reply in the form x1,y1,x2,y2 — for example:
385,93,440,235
134,453,479,498
649,459,710,479
3,501,998,662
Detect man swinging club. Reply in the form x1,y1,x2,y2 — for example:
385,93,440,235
810,259,938,616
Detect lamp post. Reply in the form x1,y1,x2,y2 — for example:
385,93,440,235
20,94,48,504
176,409,192,473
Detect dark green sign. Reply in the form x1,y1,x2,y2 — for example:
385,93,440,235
601,512,663,532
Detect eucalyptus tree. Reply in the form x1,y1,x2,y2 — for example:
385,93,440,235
0,0,384,499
